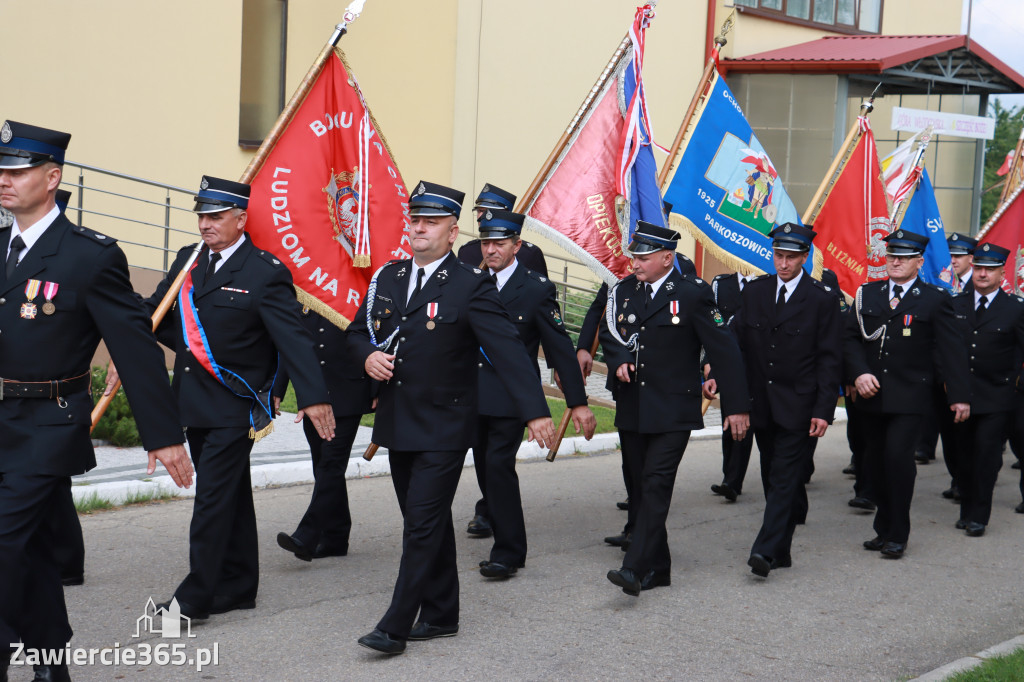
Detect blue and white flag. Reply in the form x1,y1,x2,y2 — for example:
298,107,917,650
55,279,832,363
898,167,957,291
661,71,816,276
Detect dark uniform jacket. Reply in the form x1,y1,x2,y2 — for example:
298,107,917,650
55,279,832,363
734,274,843,431
146,238,329,428
952,289,1024,414
273,307,373,417
0,215,183,476
844,278,970,414
479,263,586,418
458,239,548,277
599,268,749,433
347,251,550,451
711,273,744,324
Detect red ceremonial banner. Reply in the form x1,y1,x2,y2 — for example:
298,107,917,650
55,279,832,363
813,120,891,297
523,49,635,283
977,184,1024,294
246,50,410,329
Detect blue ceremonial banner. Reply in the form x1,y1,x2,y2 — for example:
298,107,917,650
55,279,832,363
621,61,666,235
899,168,957,291
662,72,817,276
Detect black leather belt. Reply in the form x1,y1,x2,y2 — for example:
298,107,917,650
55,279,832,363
0,372,91,400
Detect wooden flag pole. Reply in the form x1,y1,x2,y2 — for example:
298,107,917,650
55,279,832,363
657,58,717,188
89,1,370,432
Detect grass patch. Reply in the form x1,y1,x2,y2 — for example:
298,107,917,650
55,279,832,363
947,648,1024,681
75,487,180,515
278,387,616,436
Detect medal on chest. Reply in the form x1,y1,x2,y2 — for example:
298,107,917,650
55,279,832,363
21,279,41,319
903,314,913,336
670,300,680,324
41,281,59,315
426,302,438,330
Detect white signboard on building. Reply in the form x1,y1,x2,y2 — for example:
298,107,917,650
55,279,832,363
891,106,995,140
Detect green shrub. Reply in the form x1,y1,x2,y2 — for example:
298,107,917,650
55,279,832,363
90,366,143,447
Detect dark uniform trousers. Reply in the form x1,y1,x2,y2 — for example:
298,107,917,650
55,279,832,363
48,491,85,582
1014,392,1024,502
846,396,876,501
147,239,328,611
845,279,970,546
735,274,842,561
713,274,753,494
348,253,549,638
1,216,184,654
580,254,698,535
952,289,1024,525
600,268,748,577
915,387,959,485
274,307,373,553
471,263,588,567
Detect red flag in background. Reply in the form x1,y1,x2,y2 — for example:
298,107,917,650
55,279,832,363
977,183,1024,294
813,117,891,297
997,149,1015,176
246,50,409,328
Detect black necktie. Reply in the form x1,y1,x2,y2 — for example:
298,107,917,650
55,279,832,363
977,295,988,319
890,284,903,310
491,273,498,286
644,283,653,309
6,234,25,280
776,284,787,314
204,252,221,286
410,267,425,303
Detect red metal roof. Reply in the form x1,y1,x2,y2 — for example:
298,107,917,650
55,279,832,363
721,34,1024,91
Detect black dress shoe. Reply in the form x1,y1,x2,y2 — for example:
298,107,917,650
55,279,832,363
156,598,209,621
210,595,256,615
710,483,738,502
479,561,517,579
604,532,629,547
955,519,968,530
842,463,856,475
748,553,771,577
880,542,906,559
312,543,348,559
771,555,792,569
607,568,641,596
466,515,492,537
1013,460,1021,470
277,532,313,562
357,629,406,655
942,486,961,501
965,522,986,537
408,622,459,640
848,497,876,511
61,575,84,587
1016,502,1024,514
32,664,71,682
863,536,885,551
616,499,630,511
640,570,671,591
914,453,932,464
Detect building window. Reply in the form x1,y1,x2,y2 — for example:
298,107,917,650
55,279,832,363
734,0,882,34
239,0,288,147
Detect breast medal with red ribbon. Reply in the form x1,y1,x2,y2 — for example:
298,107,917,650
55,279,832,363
41,281,58,315
21,279,41,319
669,299,680,324
903,314,913,336
426,302,438,330
177,257,276,440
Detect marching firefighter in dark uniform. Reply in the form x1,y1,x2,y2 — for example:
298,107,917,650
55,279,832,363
274,304,373,561
951,242,1024,536
348,181,554,654
468,209,595,579
142,176,333,620
457,183,548,284
845,229,971,559
600,221,749,596
0,120,193,682
726,224,842,577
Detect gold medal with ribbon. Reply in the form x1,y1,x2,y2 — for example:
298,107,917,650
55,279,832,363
21,279,41,319
426,302,438,330
670,300,680,324
41,281,59,315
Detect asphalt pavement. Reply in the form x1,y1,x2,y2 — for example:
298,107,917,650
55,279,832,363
28,422,1024,681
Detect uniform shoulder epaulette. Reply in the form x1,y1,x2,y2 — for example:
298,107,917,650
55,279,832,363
72,225,116,245
713,273,730,281
683,273,709,287
524,268,550,285
383,258,408,268
455,259,486,276
257,250,284,267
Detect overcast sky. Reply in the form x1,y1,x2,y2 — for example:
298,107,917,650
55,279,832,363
967,0,1024,109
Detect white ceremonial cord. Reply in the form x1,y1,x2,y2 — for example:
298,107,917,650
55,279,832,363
605,281,640,352
365,263,400,350
855,285,887,358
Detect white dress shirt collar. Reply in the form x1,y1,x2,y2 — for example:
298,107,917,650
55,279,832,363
209,233,246,272
407,252,450,302
8,205,61,261
489,258,518,291
776,268,804,299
